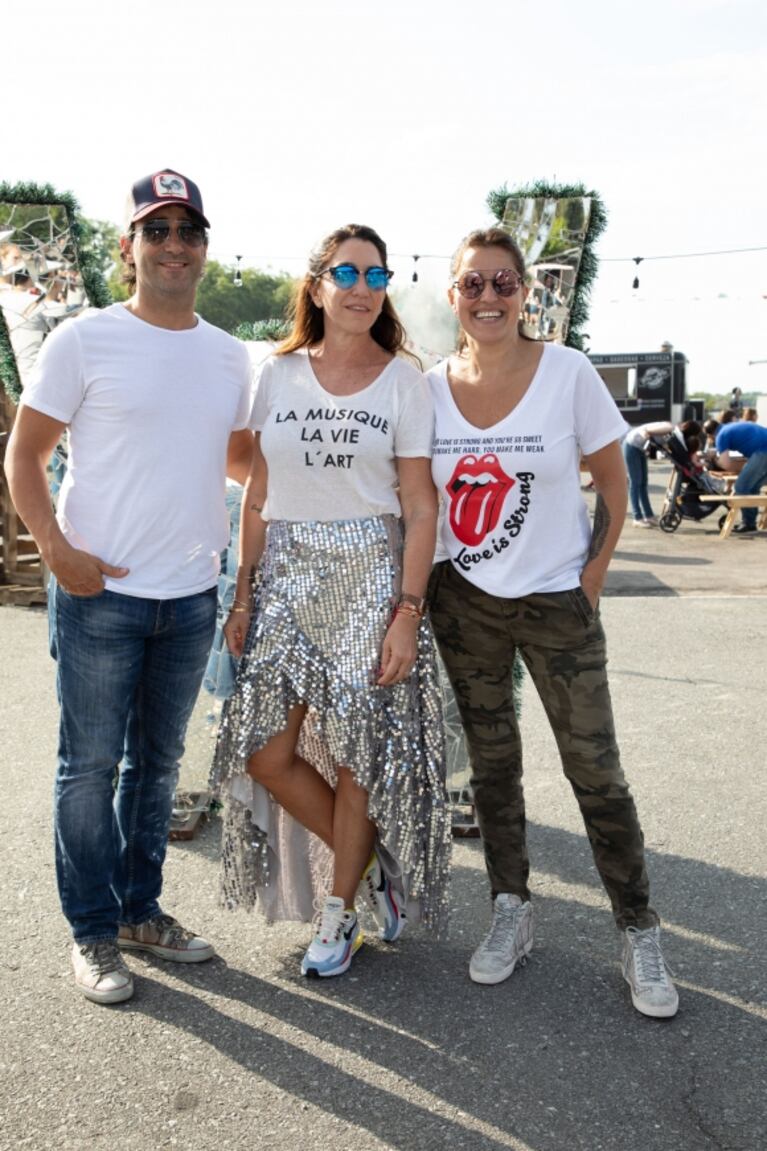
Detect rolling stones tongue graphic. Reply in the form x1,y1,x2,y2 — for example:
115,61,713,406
447,453,515,546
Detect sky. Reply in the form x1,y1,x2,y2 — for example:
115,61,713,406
4,0,766,395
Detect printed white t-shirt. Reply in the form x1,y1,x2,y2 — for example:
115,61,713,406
427,343,628,598
21,304,253,598
251,350,433,521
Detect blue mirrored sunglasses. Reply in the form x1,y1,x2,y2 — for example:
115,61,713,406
322,263,393,291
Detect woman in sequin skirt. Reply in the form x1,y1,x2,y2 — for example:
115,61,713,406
210,224,450,978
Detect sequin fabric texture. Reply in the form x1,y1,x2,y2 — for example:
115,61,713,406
210,514,451,935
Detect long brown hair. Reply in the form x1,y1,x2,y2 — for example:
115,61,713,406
277,224,408,356
450,227,533,351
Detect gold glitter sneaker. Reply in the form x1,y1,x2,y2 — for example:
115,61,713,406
622,926,679,1019
469,894,533,985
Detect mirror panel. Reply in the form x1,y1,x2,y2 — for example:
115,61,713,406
501,196,592,343
0,202,89,388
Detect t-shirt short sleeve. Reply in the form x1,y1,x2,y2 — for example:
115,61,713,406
249,358,273,431
573,355,628,456
393,367,435,458
232,341,255,430
20,318,86,424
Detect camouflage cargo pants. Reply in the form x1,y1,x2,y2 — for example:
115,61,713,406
428,561,658,931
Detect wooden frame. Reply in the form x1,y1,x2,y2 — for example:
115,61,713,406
0,182,111,603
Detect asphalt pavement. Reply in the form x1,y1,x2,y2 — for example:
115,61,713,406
1,462,765,1151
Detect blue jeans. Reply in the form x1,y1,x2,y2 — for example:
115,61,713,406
50,584,217,943
623,439,653,520
735,451,767,527
203,485,242,703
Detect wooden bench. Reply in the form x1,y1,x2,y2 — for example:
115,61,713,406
700,490,767,538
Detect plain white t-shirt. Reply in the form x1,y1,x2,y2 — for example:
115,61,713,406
22,304,252,598
624,421,673,449
428,343,628,597
251,350,433,521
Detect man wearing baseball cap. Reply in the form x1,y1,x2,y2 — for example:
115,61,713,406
6,169,254,1005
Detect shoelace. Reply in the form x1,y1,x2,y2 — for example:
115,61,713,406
144,914,190,944
81,942,123,976
631,931,673,986
362,872,380,909
481,905,526,955
313,905,347,944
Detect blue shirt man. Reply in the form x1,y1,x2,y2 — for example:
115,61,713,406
716,421,767,532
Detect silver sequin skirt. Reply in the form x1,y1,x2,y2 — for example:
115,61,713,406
209,515,451,935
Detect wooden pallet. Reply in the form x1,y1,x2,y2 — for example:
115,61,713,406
169,790,214,841
0,394,46,603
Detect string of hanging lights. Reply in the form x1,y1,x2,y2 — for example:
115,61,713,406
213,242,767,294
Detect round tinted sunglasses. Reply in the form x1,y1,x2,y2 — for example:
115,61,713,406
453,269,522,299
132,220,208,248
321,263,393,291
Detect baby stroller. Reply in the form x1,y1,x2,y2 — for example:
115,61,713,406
649,431,728,533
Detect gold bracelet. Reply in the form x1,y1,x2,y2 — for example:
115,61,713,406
395,605,422,621
398,592,426,614
230,606,251,614
232,598,251,609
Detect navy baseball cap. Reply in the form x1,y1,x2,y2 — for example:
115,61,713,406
127,169,210,228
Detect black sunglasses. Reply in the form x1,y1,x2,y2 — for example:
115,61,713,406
132,220,207,248
453,269,522,299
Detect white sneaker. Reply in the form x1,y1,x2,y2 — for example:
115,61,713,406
469,894,533,985
72,941,134,1005
622,926,679,1018
301,897,363,978
357,851,406,942
632,519,653,528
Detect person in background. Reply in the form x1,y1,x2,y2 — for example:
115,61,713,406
728,387,743,417
425,226,678,1019
714,418,767,533
4,169,254,1005
743,407,758,423
623,419,702,527
703,418,720,453
210,224,450,979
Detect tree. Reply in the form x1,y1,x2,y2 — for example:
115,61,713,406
688,391,759,415
196,262,294,332
75,217,121,279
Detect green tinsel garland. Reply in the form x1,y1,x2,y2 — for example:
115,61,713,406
486,179,607,352
233,317,291,343
0,180,112,402
484,181,606,713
